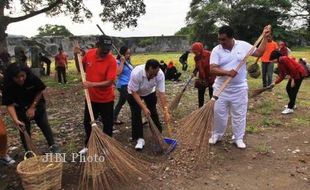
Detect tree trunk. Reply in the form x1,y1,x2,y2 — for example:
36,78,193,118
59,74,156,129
0,4,8,53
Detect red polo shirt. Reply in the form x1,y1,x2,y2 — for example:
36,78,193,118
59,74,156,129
275,56,307,84
82,49,117,103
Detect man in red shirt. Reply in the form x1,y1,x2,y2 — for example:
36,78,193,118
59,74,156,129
54,47,68,84
78,35,117,154
269,50,307,114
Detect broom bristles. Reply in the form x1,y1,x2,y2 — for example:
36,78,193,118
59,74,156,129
148,117,169,153
80,125,153,190
169,91,184,112
174,100,215,163
251,86,272,98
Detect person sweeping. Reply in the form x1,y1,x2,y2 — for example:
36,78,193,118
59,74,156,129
209,25,271,149
127,59,171,150
191,42,215,108
2,63,59,153
77,35,117,155
268,50,307,114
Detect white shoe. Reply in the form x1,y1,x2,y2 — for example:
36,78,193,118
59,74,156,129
284,105,297,109
235,139,246,149
79,147,88,154
231,135,235,141
0,154,15,165
282,108,294,114
135,138,145,150
208,135,220,145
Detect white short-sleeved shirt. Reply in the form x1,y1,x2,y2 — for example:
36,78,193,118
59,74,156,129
127,64,165,97
210,40,254,90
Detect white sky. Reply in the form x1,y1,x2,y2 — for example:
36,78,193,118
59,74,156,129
6,0,192,37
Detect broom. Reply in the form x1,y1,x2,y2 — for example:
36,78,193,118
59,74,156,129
75,44,152,190
175,27,269,163
169,75,194,112
147,116,169,153
250,84,275,98
15,124,40,155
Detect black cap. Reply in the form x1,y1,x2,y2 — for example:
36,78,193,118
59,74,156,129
97,35,112,49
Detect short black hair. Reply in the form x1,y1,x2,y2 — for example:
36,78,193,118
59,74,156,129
145,59,160,70
270,50,283,61
218,25,234,38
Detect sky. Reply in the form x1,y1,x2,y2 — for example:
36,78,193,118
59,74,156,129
6,0,192,37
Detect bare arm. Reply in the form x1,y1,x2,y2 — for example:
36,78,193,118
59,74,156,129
210,64,237,77
117,57,126,75
131,91,150,117
252,26,271,57
7,105,25,127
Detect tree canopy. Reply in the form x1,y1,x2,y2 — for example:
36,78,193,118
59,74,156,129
177,0,309,48
0,0,146,49
37,24,73,37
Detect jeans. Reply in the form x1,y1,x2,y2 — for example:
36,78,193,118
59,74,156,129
127,92,162,140
57,67,67,84
198,86,214,107
286,77,304,109
113,85,128,121
180,60,188,71
16,102,55,151
262,62,274,87
83,101,114,146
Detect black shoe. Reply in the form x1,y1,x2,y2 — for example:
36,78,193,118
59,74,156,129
49,144,61,154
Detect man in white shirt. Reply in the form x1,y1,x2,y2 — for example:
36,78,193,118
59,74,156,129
127,59,171,150
209,25,271,149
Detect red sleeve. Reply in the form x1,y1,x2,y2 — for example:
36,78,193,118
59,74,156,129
276,58,286,84
106,56,117,81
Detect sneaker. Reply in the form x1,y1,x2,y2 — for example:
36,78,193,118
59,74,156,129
282,108,294,114
135,138,145,150
231,135,235,141
234,139,246,149
49,144,61,154
284,105,297,109
208,135,220,145
79,147,88,155
0,154,16,165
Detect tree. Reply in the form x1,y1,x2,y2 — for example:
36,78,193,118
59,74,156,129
290,0,310,32
37,24,73,37
0,0,146,51
181,0,292,48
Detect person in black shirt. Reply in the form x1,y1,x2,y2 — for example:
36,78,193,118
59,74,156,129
39,53,51,76
179,50,190,71
2,63,59,153
159,60,167,74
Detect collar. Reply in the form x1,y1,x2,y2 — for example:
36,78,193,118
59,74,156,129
220,39,238,52
142,65,147,78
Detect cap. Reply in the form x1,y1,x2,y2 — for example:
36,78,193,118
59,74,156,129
97,35,112,49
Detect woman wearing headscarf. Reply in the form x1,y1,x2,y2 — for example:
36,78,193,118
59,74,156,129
166,61,181,81
269,50,307,114
191,42,215,107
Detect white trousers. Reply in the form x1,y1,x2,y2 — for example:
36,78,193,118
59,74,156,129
213,88,248,140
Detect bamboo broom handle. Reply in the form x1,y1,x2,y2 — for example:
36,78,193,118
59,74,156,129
213,29,267,98
76,52,96,123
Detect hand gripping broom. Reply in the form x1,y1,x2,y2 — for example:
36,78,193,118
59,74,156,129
75,44,152,190
175,26,269,164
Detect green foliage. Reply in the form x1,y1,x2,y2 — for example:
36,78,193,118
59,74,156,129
37,24,73,37
183,0,294,47
138,38,155,47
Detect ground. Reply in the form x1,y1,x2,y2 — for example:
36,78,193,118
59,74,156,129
0,50,309,190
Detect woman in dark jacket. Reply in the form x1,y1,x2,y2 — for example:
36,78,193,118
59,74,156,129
2,63,59,152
